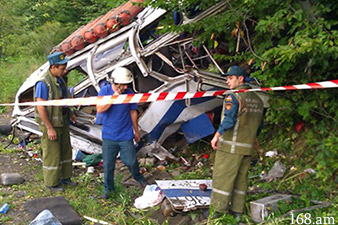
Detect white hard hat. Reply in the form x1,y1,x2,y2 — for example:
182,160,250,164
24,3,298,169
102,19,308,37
110,67,133,84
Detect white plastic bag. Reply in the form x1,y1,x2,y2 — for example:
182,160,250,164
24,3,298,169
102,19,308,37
29,209,62,225
134,184,164,209
261,161,286,181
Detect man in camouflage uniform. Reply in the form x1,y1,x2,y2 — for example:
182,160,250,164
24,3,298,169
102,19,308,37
210,66,264,217
35,52,76,192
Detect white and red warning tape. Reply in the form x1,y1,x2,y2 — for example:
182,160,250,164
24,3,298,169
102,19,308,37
0,80,337,107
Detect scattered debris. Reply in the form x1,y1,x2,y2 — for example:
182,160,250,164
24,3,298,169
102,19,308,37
139,157,156,166
279,199,331,220
202,154,209,161
87,166,95,173
83,215,112,225
72,162,86,168
303,168,316,174
29,209,62,225
0,173,25,185
0,125,12,135
294,121,305,133
14,190,27,198
0,203,10,214
139,167,147,174
171,169,181,177
180,156,191,166
138,142,178,161
134,184,165,209
265,150,278,158
261,161,286,181
250,194,292,223
199,183,207,191
161,198,178,217
250,194,332,223
25,196,82,225
82,153,102,167
74,149,86,162
157,165,166,171
196,161,204,168
156,179,212,212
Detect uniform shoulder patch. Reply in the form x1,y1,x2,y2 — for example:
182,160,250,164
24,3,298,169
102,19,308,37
225,95,233,110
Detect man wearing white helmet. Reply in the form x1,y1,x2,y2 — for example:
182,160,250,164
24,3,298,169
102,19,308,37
96,67,148,199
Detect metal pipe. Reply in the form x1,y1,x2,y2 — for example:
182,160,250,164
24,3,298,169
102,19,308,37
202,45,224,74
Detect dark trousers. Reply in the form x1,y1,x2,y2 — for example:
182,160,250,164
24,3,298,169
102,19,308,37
102,139,143,194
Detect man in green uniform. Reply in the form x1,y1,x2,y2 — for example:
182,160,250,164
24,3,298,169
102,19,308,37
210,66,264,217
35,51,76,192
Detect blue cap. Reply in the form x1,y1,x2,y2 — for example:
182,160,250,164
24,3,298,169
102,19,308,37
47,52,69,65
223,66,254,83
223,66,247,77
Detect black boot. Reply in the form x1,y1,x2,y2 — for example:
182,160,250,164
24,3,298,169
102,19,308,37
230,210,243,218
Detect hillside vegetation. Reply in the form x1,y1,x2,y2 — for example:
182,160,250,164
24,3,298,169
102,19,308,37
0,0,337,223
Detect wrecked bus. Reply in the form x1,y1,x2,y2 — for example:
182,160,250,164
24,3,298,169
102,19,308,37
10,1,266,160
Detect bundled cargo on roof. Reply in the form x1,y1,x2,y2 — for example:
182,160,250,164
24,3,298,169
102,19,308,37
59,16,103,55
93,5,124,39
56,0,144,55
59,26,85,56
72,16,104,50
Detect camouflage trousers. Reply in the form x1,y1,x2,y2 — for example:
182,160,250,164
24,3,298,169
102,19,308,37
211,150,251,213
40,125,72,187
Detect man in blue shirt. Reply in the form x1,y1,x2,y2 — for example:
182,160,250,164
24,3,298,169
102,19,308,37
96,67,148,199
35,51,77,192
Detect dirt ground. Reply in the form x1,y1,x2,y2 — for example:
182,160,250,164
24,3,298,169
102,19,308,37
0,151,41,224
0,109,42,224
0,111,206,225
0,151,202,225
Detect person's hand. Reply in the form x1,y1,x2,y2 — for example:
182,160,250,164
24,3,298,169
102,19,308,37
70,115,77,124
134,131,140,143
47,127,57,141
112,84,122,95
211,136,218,150
254,137,258,150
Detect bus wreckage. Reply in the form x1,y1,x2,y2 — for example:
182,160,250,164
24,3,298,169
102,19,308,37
11,0,268,160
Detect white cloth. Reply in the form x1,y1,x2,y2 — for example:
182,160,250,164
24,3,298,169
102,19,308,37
134,184,164,209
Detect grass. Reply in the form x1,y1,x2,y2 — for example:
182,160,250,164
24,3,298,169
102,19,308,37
0,55,87,114
0,56,45,104
0,136,337,224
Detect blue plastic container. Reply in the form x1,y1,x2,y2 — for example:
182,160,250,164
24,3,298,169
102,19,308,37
0,203,9,214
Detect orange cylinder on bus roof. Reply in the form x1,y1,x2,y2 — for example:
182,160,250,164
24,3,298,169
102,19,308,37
59,26,83,55
93,7,122,38
94,23,109,38
70,16,103,50
104,4,126,33
106,16,120,32
118,0,144,26
83,29,97,43
55,0,145,55
70,35,85,51
60,42,74,56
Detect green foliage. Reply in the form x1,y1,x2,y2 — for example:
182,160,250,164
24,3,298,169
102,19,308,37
5,22,66,56
0,1,337,222
0,0,112,59
0,106,6,114
310,133,338,183
67,69,87,87
0,55,44,103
